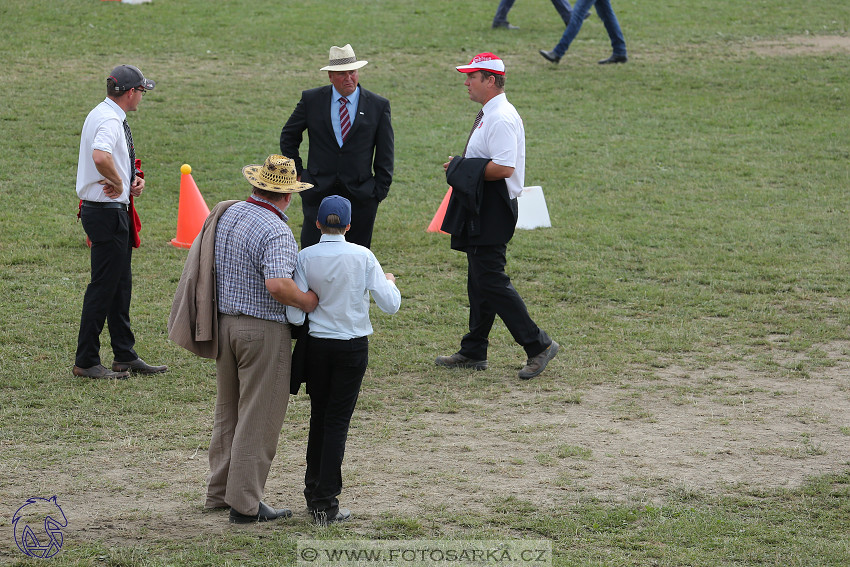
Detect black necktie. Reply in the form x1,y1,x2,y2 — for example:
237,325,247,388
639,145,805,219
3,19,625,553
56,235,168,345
462,109,484,157
123,119,135,185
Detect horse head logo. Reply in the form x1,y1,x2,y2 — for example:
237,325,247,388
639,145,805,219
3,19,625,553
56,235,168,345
12,496,68,559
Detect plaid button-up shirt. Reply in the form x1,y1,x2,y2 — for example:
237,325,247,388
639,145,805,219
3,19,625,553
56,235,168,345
214,198,298,323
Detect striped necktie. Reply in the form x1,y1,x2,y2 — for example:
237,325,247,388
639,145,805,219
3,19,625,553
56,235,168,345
123,119,136,184
339,97,351,143
462,109,484,157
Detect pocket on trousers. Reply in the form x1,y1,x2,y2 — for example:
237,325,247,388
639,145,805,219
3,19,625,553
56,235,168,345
81,208,123,244
235,329,264,342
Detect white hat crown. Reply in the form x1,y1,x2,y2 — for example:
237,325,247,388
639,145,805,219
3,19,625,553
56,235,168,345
320,44,368,72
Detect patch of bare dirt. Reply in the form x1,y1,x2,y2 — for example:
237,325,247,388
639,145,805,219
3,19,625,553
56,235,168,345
346,340,850,515
748,34,850,56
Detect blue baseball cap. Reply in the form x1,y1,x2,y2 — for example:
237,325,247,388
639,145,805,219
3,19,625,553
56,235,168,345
317,195,351,227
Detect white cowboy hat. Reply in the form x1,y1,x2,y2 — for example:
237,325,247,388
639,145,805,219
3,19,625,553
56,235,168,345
320,44,368,72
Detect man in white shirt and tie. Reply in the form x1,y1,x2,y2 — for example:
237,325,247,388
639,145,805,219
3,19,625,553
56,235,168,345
74,64,166,379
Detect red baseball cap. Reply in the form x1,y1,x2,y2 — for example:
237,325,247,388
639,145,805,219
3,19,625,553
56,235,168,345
456,52,506,75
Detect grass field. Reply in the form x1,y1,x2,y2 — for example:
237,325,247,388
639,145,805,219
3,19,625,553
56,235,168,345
1,0,850,565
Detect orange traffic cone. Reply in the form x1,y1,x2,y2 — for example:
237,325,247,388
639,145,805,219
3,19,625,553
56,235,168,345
426,187,452,234
170,164,210,249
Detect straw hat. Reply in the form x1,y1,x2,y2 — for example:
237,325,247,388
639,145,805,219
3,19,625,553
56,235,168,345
242,155,313,193
320,44,368,72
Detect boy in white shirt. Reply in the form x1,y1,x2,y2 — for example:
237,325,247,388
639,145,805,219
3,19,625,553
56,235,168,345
287,195,401,524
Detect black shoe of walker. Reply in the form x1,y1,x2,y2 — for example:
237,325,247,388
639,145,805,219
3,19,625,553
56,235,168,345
313,507,351,526
492,21,519,30
229,502,292,524
598,54,628,64
111,358,168,375
539,50,561,63
72,364,129,380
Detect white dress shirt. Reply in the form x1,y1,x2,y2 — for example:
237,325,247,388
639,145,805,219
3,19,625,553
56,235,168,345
287,234,401,339
76,97,131,203
464,92,526,199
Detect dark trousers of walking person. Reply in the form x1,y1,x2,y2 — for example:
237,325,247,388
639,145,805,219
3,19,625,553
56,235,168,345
76,205,137,368
304,336,369,515
459,244,551,360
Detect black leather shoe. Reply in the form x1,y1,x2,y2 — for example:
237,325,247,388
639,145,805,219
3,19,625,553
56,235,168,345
72,364,129,379
539,49,561,63
229,502,292,524
112,358,168,375
492,21,519,30
435,353,488,370
598,54,628,64
313,507,351,526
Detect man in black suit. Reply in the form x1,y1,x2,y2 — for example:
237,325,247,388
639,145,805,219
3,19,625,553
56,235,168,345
280,44,394,249
437,52,558,380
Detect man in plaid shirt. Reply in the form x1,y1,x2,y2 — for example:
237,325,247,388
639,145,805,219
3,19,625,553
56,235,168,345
205,155,318,524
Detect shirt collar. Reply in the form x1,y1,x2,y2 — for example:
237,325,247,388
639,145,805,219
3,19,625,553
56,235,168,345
319,234,346,242
481,92,506,115
248,194,289,222
103,97,127,121
331,85,360,105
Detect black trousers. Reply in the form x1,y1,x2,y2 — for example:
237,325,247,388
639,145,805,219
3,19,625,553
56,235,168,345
301,196,379,249
304,336,369,514
459,244,550,360
75,206,137,368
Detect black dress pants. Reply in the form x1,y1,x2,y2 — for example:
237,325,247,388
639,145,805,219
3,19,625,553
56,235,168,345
75,205,137,368
304,336,369,514
459,244,550,360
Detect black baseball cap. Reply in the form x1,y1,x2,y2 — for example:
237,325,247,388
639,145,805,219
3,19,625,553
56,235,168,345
108,65,156,92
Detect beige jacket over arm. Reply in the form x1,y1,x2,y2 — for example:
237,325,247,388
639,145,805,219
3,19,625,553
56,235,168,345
167,200,239,359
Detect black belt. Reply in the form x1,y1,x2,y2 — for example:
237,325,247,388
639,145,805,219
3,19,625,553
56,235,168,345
82,200,129,211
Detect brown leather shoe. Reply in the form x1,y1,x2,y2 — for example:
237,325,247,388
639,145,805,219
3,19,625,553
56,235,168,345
112,358,168,375
72,364,129,379
518,341,559,380
435,353,488,370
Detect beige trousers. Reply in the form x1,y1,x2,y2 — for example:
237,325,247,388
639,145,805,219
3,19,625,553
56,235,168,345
205,314,291,515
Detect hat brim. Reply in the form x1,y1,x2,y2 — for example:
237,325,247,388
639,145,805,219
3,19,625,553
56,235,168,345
320,60,368,72
242,165,313,193
456,64,505,75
